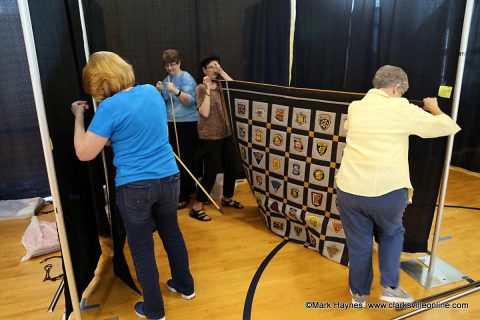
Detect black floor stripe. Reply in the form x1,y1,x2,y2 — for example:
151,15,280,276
243,240,288,320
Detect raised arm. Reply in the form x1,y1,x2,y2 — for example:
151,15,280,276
71,101,109,161
197,79,212,118
165,75,196,107
217,63,233,81
407,97,461,138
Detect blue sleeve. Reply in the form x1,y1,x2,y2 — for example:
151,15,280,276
87,104,115,138
182,73,197,107
161,78,169,101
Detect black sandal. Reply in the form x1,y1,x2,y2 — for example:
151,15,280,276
189,208,212,222
221,199,244,209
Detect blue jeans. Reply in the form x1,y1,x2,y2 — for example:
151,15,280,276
116,173,194,319
336,188,408,296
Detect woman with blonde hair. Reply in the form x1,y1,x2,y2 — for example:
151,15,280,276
71,51,194,320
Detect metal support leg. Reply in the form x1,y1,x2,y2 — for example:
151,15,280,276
48,279,65,313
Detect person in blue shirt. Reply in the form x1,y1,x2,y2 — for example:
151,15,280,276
156,49,200,210
71,51,194,320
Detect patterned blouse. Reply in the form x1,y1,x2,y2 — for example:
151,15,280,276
196,83,232,140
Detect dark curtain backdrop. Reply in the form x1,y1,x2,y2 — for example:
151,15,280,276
292,0,465,97
3,0,477,315
291,0,354,90
26,0,116,316
291,0,479,173
195,0,260,81
2,1,477,197
0,0,49,200
83,0,290,86
291,0,470,252
0,0,291,200
243,0,290,85
83,0,290,179
84,0,199,84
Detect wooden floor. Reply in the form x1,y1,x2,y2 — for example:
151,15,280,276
1,167,479,320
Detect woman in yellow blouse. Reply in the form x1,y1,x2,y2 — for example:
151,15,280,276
335,65,460,307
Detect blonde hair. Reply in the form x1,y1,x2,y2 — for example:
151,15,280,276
82,51,135,102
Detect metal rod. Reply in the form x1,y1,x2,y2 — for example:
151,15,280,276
390,286,480,320
288,0,296,86
173,153,224,214
223,80,254,191
222,80,250,185
77,0,91,61
48,279,65,312
396,280,480,310
168,75,181,159
77,0,113,234
17,1,83,319
426,0,475,286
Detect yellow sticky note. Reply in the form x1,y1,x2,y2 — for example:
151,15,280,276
438,85,453,98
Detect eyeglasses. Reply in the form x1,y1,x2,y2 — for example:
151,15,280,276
164,62,178,68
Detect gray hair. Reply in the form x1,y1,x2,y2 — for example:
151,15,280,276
372,65,409,93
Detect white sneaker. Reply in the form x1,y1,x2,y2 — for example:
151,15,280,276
166,279,196,300
380,286,413,303
349,289,366,308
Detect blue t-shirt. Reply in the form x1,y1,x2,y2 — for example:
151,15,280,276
161,72,198,122
88,84,178,186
